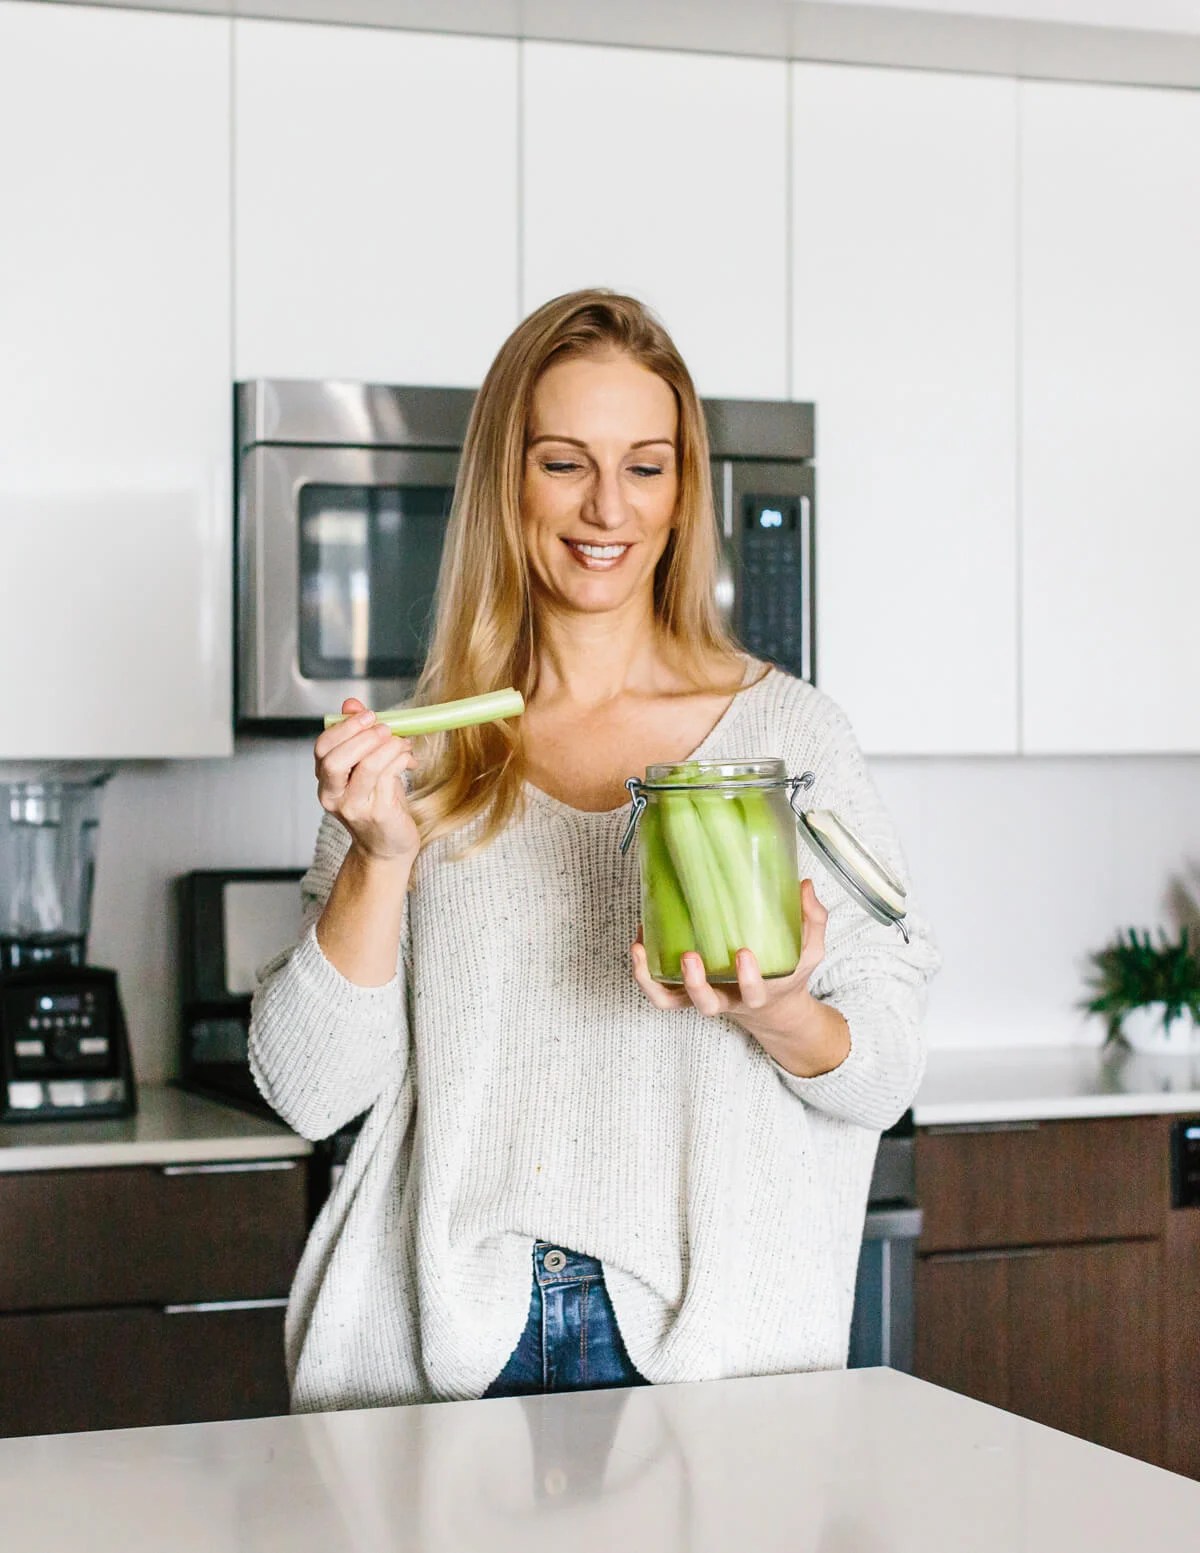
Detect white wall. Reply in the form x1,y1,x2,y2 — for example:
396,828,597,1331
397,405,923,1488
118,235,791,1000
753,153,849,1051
84,743,1200,1082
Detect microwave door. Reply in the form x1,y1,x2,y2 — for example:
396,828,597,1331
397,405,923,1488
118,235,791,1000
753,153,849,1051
239,444,460,728
715,459,815,685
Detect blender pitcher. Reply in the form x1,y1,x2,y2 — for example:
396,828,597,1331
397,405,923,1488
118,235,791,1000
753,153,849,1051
0,776,111,972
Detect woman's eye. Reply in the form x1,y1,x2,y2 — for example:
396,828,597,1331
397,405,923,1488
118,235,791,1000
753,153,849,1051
542,460,580,474
630,465,663,479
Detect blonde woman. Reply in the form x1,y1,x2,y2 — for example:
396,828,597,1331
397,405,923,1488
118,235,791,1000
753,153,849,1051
250,289,940,1410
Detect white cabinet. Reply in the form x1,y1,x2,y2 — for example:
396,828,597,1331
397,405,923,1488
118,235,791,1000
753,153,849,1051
792,64,1020,755
234,22,519,386
0,2,232,759
522,43,789,400
1019,81,1200,754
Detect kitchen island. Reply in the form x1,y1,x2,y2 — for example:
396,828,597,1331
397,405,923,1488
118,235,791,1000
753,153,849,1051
2,1367,1197,1551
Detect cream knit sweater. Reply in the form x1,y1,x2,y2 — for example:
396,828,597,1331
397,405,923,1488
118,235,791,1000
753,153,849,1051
249,668,940,1412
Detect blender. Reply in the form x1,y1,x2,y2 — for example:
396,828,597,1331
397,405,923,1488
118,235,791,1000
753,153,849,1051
0,774,136,1122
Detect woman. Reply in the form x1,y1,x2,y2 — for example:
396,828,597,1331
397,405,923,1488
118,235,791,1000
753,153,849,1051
249,289,940,1411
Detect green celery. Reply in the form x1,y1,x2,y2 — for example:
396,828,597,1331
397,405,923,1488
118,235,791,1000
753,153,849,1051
323,687,525,736
658,792,733,973
639,803,694,981
737,789,803,974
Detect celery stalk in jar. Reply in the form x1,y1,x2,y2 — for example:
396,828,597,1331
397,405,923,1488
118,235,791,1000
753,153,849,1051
638,803,694,981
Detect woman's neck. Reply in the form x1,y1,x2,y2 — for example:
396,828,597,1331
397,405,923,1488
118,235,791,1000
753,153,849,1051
531,602,672,708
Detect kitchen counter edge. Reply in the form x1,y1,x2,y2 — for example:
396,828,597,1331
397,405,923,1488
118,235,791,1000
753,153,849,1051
0,1084,311,1172
914,1045,1200,1128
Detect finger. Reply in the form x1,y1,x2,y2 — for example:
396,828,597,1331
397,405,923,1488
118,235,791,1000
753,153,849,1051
630,940,690,1010
315,705,378,765
680,951,728,1018
339,729,415,812
734,948,770,1009
316,723,391,800
797,879,829,973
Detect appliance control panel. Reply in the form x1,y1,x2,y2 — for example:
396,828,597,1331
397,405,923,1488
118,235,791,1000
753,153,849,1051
1171,1117,1200,1208
8,985,111,1071
737,492,810,680
0,968,134,1123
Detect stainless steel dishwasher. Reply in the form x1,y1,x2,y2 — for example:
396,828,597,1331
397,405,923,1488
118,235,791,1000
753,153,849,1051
847,1110,923,1373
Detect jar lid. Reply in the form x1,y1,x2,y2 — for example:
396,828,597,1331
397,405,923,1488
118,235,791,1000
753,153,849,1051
794,807,908,935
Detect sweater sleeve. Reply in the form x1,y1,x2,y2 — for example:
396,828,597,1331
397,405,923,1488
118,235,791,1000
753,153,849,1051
771,688,941,1131
247,811,408,1141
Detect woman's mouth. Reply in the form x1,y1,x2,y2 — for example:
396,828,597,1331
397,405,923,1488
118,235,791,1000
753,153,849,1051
562,539,632,571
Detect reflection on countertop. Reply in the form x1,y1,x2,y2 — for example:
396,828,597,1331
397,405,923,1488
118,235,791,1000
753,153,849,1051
0,1367,1197,1551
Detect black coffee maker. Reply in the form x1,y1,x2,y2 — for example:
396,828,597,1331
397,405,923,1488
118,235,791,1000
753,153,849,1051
0,774,135,1122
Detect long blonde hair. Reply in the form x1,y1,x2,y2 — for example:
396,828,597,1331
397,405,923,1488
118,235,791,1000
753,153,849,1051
408,288,745,851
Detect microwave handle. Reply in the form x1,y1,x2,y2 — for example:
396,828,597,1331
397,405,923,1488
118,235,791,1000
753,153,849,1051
714,460,737,631
800,493,813,683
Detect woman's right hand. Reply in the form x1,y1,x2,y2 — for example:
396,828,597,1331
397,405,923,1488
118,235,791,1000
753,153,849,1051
313,697,421,864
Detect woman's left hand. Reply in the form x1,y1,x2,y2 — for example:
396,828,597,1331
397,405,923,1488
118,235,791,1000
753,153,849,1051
630,878,851,1078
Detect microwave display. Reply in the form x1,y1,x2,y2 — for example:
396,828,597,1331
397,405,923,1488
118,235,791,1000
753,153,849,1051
298,482,452,680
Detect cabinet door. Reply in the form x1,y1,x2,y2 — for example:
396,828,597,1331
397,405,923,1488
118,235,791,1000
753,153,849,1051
916,1240,1163,1467
0,1159,309,1311
792,64,1018,753
0,2,232,759
522,43,788,399
1020,81,1200,753
915,1116,1164,1253
0,1304,289,1437
234,22,519,386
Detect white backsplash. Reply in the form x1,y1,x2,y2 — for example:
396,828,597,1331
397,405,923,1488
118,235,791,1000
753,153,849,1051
82,742,1200,1083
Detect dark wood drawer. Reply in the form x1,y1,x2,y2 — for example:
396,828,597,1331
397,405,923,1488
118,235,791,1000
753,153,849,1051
915,1238,1164,1467
916,1115,1168,1252
0,1302,289,1437
0,1159,307,1311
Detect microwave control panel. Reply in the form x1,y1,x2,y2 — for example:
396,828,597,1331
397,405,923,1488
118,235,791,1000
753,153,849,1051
1171,1117,1200,1208
737,492,810,680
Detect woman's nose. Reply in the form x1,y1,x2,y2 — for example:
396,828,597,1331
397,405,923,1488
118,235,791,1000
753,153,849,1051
581,466,628,530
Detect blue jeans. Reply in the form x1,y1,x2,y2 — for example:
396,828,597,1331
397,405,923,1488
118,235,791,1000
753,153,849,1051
482,1242,649,1398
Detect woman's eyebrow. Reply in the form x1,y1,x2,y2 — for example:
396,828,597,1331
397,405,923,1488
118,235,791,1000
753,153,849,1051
526,435,675,449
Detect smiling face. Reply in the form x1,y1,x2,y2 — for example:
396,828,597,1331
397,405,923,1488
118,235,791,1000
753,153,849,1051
521,350,679,622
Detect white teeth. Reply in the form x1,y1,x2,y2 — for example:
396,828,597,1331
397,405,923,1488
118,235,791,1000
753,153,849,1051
568,542,628,559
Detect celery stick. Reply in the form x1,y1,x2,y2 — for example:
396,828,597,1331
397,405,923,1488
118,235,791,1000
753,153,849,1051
737,790,803,974
323,688,524,735
690,790,762,948
658,793,732,972
639,803,694,981
697,790,798,975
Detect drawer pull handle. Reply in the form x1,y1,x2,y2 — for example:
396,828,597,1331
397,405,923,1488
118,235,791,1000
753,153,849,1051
164,1298,289,1315
927,1247,1046,1264
925,1122,1042,1135
160,1160,299,1176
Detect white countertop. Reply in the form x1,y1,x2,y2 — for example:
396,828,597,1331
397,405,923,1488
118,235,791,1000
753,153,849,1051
1,1367,1196,1550
0,1084,311,1171
913,1043,1200,1126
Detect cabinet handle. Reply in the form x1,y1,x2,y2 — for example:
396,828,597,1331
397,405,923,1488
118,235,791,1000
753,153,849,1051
160,1160,299,1176
926,1246,1046,1264
924,1121,1042,1135
163,1297,289,1315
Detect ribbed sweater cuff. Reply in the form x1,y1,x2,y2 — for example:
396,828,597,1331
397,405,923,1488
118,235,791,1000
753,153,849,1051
248,922,404,1139
292,919,403,1008
771,993,924,1133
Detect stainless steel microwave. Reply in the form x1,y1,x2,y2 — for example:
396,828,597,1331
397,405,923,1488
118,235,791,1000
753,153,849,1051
235,380,815,732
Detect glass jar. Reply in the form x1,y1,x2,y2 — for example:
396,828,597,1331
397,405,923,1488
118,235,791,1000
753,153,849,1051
623,759,803,983
621,758,909,984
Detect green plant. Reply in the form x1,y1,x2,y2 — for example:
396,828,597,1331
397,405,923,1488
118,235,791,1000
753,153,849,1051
1082,927,1200,1043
